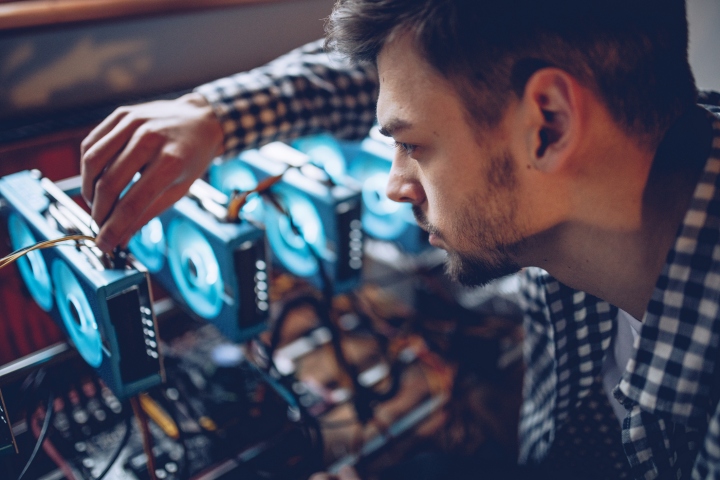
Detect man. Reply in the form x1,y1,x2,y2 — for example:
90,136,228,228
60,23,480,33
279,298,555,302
81,0,720,478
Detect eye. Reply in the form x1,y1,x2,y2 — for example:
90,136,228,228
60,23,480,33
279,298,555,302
394,141,417,156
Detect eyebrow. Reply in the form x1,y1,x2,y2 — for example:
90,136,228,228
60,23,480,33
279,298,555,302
378,118,413,138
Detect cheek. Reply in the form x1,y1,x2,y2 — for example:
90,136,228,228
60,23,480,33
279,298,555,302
423,170,466,221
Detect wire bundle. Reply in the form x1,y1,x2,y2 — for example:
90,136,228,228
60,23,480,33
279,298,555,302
0,235,97,270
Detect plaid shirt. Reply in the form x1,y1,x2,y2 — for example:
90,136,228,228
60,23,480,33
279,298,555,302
196,41,720,479
520,106,720,479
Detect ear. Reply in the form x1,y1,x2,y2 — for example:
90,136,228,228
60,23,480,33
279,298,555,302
520,68,583,172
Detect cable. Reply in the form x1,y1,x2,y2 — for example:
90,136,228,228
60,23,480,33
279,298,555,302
0,235,97,270
263,189,404,423
92,409,133,480
225,160,335,221
248,338,322,464
268,294,327,357
131,396,158,480
226,168,290,221
35,424,78,480
17,391,55,480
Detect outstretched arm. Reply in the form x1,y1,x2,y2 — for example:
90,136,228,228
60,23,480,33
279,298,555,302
81,39,379,253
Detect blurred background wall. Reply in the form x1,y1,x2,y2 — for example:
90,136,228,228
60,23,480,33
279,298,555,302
0,0,336,125
0,0,716,127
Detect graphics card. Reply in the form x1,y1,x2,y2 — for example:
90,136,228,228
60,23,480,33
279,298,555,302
209,142,364,293
0,171,163,400
129,179,269,342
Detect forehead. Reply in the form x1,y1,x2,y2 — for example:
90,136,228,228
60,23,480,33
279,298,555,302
376,32,463,130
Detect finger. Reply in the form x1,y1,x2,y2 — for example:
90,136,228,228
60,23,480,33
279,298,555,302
90,126,162,227
95,139,199,252
80,107,132,202
338,466,361,480
81,106,130,158
81,111,147,206
113,181,190,251
95,169,189,253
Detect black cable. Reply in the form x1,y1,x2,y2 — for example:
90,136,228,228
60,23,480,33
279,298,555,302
268,294,326,358
92,409,132,480
263,189,403,423
253,339,325,473
17,391,55,480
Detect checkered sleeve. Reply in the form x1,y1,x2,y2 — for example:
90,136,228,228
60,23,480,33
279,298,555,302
194,39,379,155
516,267,558,464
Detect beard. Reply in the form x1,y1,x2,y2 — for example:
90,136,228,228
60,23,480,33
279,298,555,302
444,249,521,287
412,149,523,287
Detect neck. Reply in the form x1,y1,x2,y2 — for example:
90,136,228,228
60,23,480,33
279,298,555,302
528,107,711,320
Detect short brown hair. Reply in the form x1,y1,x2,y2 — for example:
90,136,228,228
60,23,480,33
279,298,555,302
325,0,697,147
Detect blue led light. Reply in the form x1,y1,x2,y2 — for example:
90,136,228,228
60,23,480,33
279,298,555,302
292,134,347,184
209,160,264,218
264,186,327,278
167,218,224,319
8,213,53,311
51,260,103,368
129,217,166,273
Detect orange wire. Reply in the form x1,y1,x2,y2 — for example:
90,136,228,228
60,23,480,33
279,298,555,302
226,170,289,221
130,396,158,480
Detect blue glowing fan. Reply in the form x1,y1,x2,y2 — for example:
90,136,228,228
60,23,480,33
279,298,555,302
264,185,328,278
128,180,269,342
7,213,53,311
52,260,103,367
128,217,165,273
167,218,224,319
123,175,166,273
214,146,363,292
345,137,431,254
0,171,163,399
292,134,348,185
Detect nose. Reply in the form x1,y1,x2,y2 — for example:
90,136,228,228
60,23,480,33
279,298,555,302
386,154,425,205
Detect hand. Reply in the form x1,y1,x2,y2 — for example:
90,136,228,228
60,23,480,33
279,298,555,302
309,465,361,480
80,92,224,252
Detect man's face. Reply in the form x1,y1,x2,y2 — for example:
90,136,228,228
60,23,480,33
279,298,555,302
376,32,526,286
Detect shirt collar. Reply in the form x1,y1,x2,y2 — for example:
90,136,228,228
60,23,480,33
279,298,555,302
618,107,720,426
